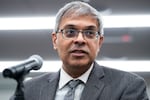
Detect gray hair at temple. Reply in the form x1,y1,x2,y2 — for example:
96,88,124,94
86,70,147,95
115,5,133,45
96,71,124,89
53,1,104,36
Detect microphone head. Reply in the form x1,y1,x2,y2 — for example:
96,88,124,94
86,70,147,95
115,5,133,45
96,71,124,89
3,68,14,78
29,55,43,70
2,55,43,79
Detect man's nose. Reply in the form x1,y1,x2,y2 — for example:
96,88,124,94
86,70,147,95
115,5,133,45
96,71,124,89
76,32,86,40
74,32,86,45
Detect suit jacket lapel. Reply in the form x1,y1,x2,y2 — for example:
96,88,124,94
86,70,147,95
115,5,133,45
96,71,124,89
39,72,60,100
80,62,105,100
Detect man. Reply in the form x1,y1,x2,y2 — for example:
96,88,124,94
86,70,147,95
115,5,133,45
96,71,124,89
24,1,149,100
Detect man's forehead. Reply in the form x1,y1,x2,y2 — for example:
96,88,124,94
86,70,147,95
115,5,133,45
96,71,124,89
62,24,97,30
59,15,98,29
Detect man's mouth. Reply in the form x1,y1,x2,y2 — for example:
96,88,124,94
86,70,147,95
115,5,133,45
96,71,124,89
70,49,88,57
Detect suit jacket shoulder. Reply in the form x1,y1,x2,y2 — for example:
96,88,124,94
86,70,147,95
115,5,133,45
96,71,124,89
24,72,58,86
81,62,149,100
24,72,60,100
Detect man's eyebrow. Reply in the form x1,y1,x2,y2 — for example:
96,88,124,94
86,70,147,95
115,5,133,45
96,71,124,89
84,26,97,30
63,25,97,30
63,25,76,29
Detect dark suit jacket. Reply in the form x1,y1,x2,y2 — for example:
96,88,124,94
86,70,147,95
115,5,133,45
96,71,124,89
24,62,149,100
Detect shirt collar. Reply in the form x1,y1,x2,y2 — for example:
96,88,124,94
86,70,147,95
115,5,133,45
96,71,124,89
58,63,94,90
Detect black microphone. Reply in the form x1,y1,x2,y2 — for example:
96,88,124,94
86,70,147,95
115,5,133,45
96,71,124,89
3,55,43,79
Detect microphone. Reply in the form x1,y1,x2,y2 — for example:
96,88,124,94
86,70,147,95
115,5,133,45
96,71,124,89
3,55,43,79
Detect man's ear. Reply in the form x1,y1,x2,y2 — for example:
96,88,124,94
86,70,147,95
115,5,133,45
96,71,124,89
99,36,104,48
51,32,57,50
97,36,104,53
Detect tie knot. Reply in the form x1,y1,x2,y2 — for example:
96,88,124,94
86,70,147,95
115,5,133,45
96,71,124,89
68,79,82,89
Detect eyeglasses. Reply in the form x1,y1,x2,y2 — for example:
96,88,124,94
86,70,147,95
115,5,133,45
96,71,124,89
57,29,100,40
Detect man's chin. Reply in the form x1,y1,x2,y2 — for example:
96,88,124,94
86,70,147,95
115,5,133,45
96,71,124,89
68,60,91,68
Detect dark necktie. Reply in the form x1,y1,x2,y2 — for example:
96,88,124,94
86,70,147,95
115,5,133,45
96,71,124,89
64,80,82,100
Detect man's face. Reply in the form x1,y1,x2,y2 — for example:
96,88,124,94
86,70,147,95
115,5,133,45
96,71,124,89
52,15,103,73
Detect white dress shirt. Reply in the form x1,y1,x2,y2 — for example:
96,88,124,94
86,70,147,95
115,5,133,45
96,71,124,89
55,63,93,100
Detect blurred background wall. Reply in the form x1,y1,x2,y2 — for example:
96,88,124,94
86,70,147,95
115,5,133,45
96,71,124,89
0,0,150,99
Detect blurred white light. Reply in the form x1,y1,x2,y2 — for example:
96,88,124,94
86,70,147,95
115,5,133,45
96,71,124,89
0,15,150,30
0,17,55,30
103,15,150,28
0,60,150,72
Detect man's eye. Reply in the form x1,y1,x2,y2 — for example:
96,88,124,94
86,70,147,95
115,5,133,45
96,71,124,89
85,30,95,35
64,29,77,38
66,29,76,34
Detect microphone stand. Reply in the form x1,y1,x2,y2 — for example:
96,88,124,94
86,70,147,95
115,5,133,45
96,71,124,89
3,66,29,100
11,75,25,100
2,55,43,100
